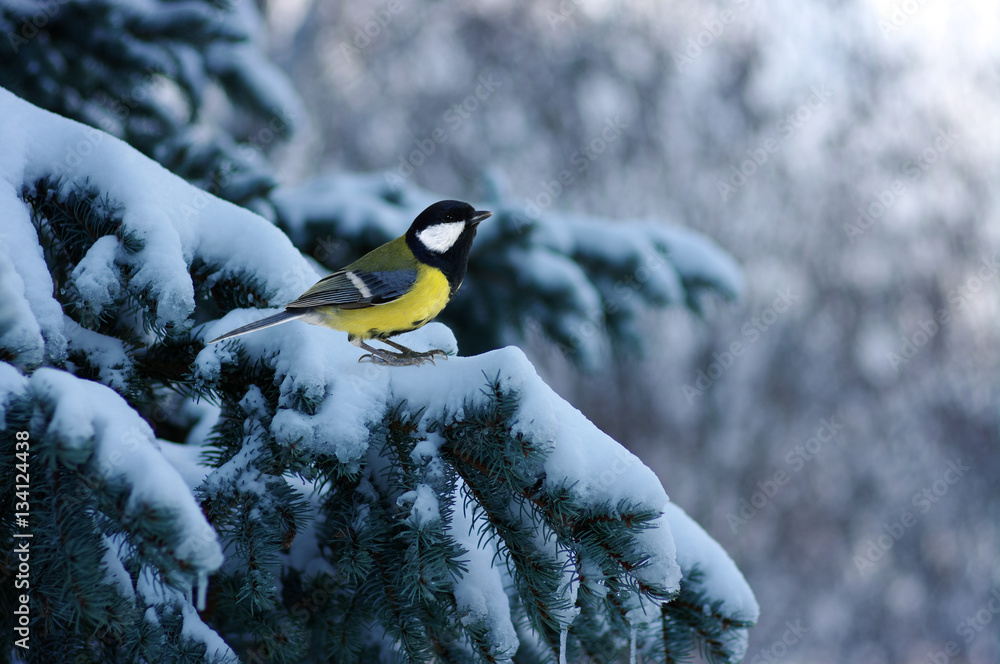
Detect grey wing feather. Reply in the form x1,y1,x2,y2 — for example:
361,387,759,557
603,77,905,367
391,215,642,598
286,270,418,309
208,310,306,343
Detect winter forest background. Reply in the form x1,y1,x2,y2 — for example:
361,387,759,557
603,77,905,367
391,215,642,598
271,1,1000,662
1,0,998,663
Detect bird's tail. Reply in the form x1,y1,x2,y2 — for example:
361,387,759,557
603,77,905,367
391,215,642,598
208,310,307,344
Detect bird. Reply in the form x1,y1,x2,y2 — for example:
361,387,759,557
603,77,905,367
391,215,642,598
208,200,491,366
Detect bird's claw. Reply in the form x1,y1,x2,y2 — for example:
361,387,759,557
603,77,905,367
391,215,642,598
409,348,448,362
358,348,449,367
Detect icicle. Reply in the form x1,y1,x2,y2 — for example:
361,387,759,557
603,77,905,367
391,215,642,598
196,570,208,611
629,624,637,664
558,626,568,664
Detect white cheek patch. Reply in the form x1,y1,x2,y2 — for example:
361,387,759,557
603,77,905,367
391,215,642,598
417,221,466,253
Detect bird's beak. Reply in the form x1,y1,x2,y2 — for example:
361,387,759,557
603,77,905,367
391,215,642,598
470,210,492,226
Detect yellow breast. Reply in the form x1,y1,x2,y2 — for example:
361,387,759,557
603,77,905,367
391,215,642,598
315,264,452,340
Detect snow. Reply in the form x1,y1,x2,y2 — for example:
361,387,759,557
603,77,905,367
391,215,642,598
3,321,228,654
649,223,746,299
0,361,28,426
551,544,582,629
199,316,684,638
272,171,438,244
159,438,215,491
201,434,268,500
198,303,693,642
513,246,603,312
198,304,691,632
397,483,440,527
661,502,758,622
1,69,756,656
0,249,43,370
616,503,758,658
239,384,269,419
271,170,742,373
484,348,682,592
448,480,519,659
28,368,224,575
205,0,306,130
0,86,316,342
198,318,461,468
273,171,743,307
181,599,233,659
0,179,65,367
138,570,238,663
70,235,121,317
410,436,447,483
220,313,390,465
182,399,222,446
536,211,744,303
196,570,208,612
101,535,136,601
64,318,134,393
630,511,681,592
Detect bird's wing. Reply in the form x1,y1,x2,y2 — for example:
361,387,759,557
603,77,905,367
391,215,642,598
285,269,418,309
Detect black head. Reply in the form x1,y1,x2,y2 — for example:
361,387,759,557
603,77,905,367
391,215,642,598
405,200,491,295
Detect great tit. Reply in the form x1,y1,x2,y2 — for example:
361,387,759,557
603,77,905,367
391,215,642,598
209,200,491,366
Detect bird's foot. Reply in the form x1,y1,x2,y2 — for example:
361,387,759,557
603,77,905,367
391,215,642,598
357,347,448,367
403,348,449,363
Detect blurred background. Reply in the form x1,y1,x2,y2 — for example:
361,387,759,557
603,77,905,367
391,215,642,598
262,1,999,661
